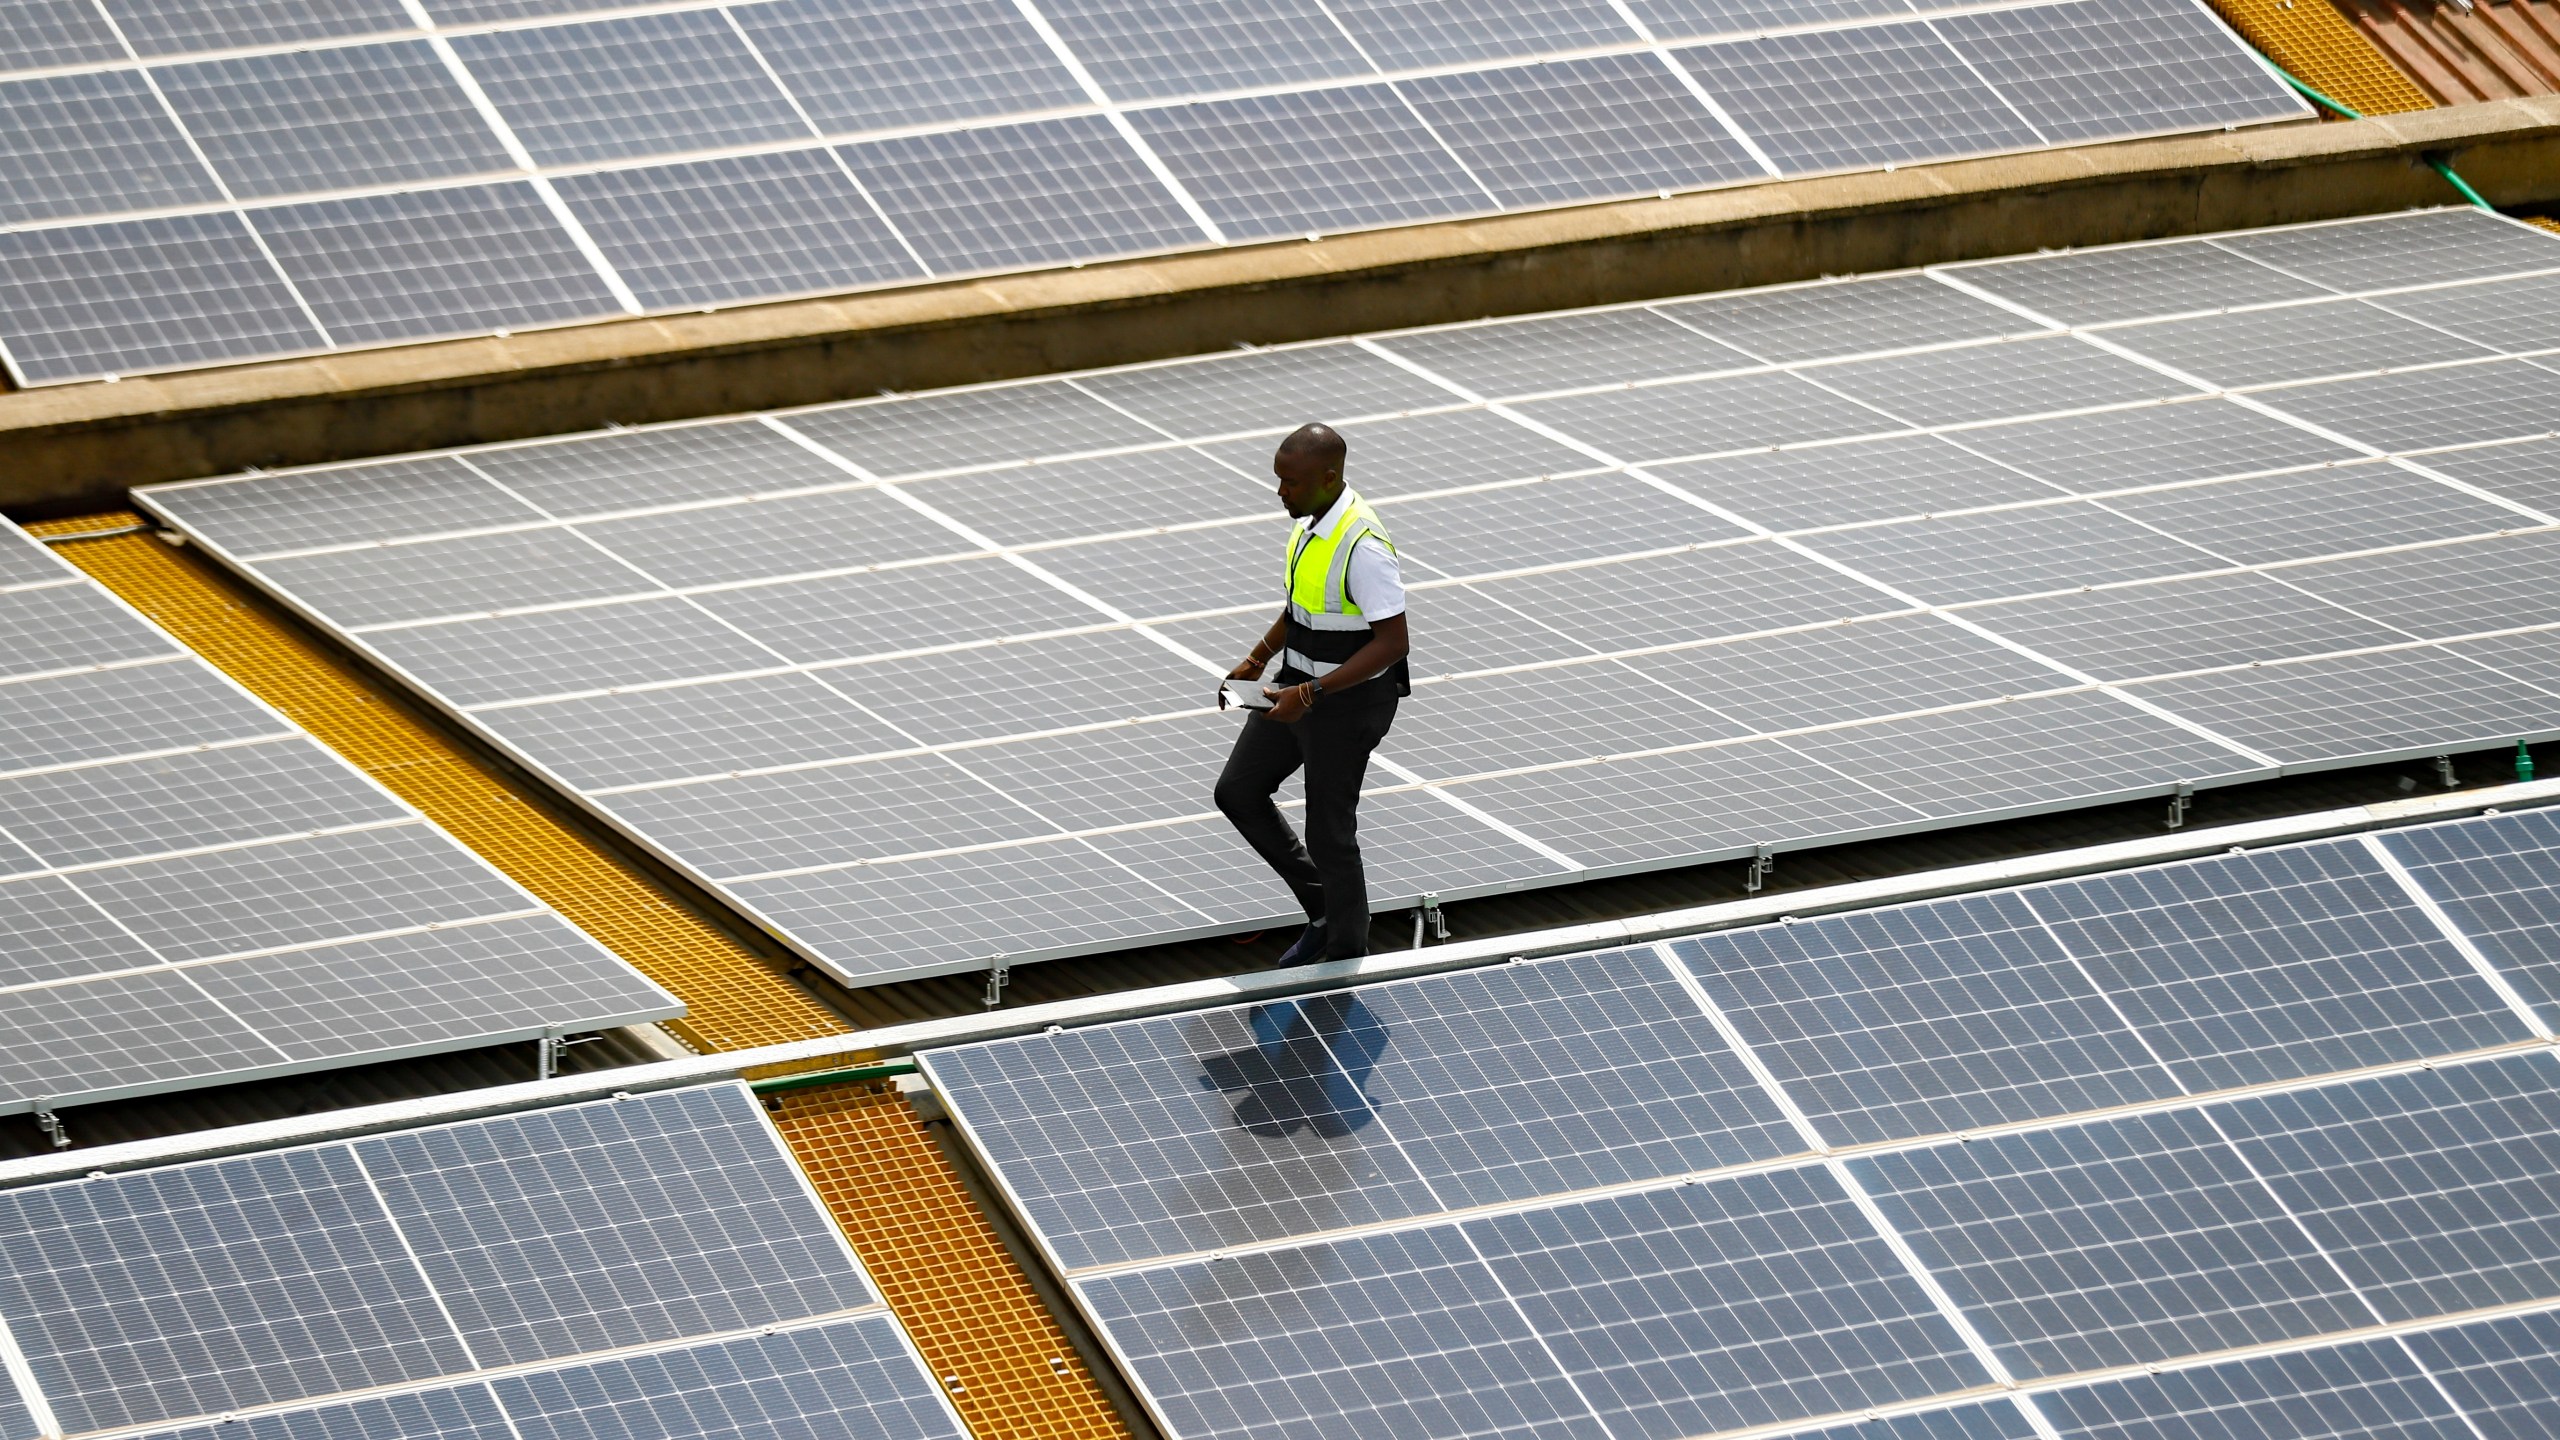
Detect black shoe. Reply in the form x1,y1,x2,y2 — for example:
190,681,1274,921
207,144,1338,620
1276,920,1327,965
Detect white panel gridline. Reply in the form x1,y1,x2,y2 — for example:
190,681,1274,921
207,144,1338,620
0,0,2304,383
137,210,2560,988
922,806,2560,1440
0,1083,968,1440
0,516,679,1117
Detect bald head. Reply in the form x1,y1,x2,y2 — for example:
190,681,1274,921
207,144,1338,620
1272,423,1346,519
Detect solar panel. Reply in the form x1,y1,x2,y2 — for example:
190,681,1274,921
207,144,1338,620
0,0,126,72
0,517,678,1115
449,12,808,166
1395,53,1762,207
0,1086,962,1440
2377,807,2560,1028
105,0,413,57
0,211,324,384
732,0,1087,133
1127,85,1494,241
1933,0,2302,142
0,70,221,226
1330,0,1637,69
141,211,2560,989
928,804,2560,1440
840,114,1208,273
2103,298,2499,389
155,43,515,200
554,150,922,309
1671,24,2044,175
1034,0,1372,101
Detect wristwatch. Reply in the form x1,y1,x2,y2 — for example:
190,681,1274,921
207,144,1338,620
1306,677,1325,707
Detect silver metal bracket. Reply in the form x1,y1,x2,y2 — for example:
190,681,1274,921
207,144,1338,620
2166,782,2194,829
984,956,1011,1010
1411,892,1449,949
2434,754,2458,788
32,1099,68,1150
535,1025,600,1080
1746,844,1776,893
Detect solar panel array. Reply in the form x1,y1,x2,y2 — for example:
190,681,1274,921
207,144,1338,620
0,1083,970,1440
0,516,680,1117
138,208,2560,989
0,0,2305,383
921,803,2560,1440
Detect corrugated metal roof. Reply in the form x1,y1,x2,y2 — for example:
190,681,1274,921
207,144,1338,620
2334,0,2560,101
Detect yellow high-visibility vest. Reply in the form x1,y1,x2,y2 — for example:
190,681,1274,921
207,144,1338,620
1281,490,1405,690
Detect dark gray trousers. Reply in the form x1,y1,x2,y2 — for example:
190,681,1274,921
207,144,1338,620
1213,675,1399,960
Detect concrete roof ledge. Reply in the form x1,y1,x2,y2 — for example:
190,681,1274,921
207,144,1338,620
8,99,2560,510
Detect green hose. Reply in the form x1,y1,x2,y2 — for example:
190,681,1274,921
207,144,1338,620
2255,56,2496,212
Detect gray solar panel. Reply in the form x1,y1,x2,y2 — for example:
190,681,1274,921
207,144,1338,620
105,0,413,57
841,114,1207,273
1647,433,2065,531
147,458,545,559
1661,272,2038,362
604,751,1054,879
0,211,323,384
689,556,1070,663
1370,308,1754,397
2122,645,2560,766
1673,24,2043,175
257,526,648,628
1935,397,2361,492
821,628,1211,743
1072,342,1457,438
2401,1311,2560,1440
2379,807,2560,1028
0,580,184,676
1626,0,1912,43
0,661,284,773
2103,298,2500,389
1789,501,2215,604
1959,571,2407,681
734,0,1087,133
0,873,167,987
2368,272,2560,355
471,673,910,789
907,445,1267,544
1036,0,1373,101
253,183,624,346
156,43,515,200
0,0,127,72
493,1316,966,1440
2100,465,2522,564
1130,84,1495,241
1381,472,1749,576
2038,1338,2473,1440
555,150,922,309
2211,208,2560,292
577,484,963,586
782,382,1167,476
2281,530,2560,639
2409,436,2560,517
1946,239,2335,326
0,69,221,226
1624,613,2070,731
464,420,854,518
1191,405,1605,492
1329,0,1636,69
0,737,405,867
450,12,807,166
1396,53,1762,207
359,597,772,706
1934,0,2304,142
2252,360,2560,453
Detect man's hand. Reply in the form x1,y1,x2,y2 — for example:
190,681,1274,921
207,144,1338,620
1263,682,1314,723
1227,656,1265,681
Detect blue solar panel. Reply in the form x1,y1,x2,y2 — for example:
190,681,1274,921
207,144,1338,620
1128,84,1494,240
1470,1170,1990,1439
492,1316,966,1440
1761,1402,2043,1440
2037,1337,2474,1440
2376,807,2560,1029
2213,1053,2560,1322
1627,0,1912,43
140,1382,518,1440
0,0,127,71
1936,0,2306,142
2399,1310,2560,1440
2023,841,2535,1092
451,12,808,166
1075,1223,1613,1440
841,114,1208,273
556,149,922,309
0,69,221,226
735,0,1088,134
1674,891,2183,1145
1396,53,1763,207
1848,1108,2372,1377
103,0,413,57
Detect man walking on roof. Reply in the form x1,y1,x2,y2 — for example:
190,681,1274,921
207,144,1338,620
1216,423,1412,966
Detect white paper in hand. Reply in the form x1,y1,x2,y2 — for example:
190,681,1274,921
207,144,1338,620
1221,679,1277,711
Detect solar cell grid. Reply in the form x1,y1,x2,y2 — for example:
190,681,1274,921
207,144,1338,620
0,661,286,775
1647,433,2065,532
0,737,407,868
0,581,184,677
1369,307,1754,397
2210,208,2560,293
0,872,166,988
600,750,1053,879
1622,613,2072,732
1327,0,1637,69
1036,0,1374,102
251,183,624,348
734,0,1087,134
2367,272,2560,356
2377,808,2560,1026
1945,240,2335,327
1390,660,1742,777
1809,337,2196,427
2036,1338,2474,1440
1071,342,1459,439
1029,518,1282,618
0,0,127,72
1379,471,1749,576
957,710,1236,831
0,524,67,589
826,628,1212,744
575,484,964,587
2409,436,2560,517
689,556,1070,664
1933,398,2361,493
0,211,325,385
2253,359,2560,454
840,114,1208,274
103,0,415,57
462,421,856,518
1671,24,2044,176
1934,0,2305,143
1847,1106,2373,1377
1625,0,1913,43
2401,1310,2560,1440
0,968,284,1106
0,70,222,227
780,383,1166,477
2099,466,2524,564
156,43,515,201
1125,85,1493,242
492,1315,966,1440
1661,273,2038,363
1394,53,1762,208
2022,840,2533,1092
2102,299,2500,389
1957,571,2407,682
449,12,807,167
257,527,649,629
1788,500,2215,604
1465,541,1902,653
148,459,544,560
906,445,1266,544
353,1082,879,1366
553,150,922,310
1507,367,1904,460
2212,1053,2560,1321
2279,530,2560,640
469,672,909,789
1468,1169,1989,1439
358,597,773,706
2121,645,2560,767
1674,891,2183,1145
1192,405,1605,493
138,1382,517,1440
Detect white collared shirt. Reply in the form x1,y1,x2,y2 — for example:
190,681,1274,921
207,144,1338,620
1300,489,1406,620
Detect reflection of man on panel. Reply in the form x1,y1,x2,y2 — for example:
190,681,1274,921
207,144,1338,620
1215,423,1412,966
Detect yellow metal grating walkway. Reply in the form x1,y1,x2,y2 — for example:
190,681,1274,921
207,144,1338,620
28,515,848,1057
770,1083,1136,1440
2208,0,2437,114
